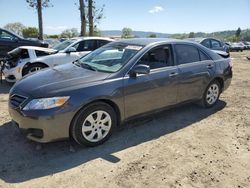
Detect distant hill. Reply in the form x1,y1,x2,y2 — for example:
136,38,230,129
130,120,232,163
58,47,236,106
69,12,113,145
101,29,250,41
101,30,171,38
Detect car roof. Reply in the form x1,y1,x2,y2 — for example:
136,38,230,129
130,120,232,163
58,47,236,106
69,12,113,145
16,46,57,52
71,37,114,42
115,38,181,46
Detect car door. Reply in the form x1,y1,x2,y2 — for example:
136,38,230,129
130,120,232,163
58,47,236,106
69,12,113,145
123,45,179,118
174,44,215,102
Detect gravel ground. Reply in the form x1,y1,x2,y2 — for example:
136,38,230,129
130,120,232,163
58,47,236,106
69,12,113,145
0,52,249,188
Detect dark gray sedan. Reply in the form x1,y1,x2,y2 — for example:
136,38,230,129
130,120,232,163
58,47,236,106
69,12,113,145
9,38,232,146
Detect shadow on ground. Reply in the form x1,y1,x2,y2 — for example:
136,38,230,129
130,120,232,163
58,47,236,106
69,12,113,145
0,101,226,183
0,79,12,94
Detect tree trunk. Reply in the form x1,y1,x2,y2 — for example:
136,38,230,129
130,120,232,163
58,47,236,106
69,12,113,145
37,0,43,40
79,0,86,36
88,0,94,36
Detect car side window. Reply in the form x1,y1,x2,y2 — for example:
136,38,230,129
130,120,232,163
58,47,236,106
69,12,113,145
35,50,51,57
97,40,110,48
138,45,173,69
75,40,97,52
175,44,200,65
201,39,210,48
0,30,15,41
211,40,221,48
199,50,211,61
20,49,29,59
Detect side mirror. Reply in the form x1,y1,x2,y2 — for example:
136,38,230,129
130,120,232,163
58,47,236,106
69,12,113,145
129,64,150,77
66,47,76,53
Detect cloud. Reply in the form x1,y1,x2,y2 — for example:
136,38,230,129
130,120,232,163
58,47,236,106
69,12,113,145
149,6,164,14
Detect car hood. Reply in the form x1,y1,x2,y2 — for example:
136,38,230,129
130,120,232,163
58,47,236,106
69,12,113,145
11,63,111,98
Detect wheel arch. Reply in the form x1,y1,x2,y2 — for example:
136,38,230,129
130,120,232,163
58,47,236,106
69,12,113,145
22,62,49,76
69,99,122,139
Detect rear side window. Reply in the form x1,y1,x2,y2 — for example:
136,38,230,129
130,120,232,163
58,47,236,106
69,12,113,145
201,39,210,48
211,40,221,48
97,40,110,48
175,44,200,65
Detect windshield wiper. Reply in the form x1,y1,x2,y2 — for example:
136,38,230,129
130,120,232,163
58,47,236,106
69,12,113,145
81,63,98,71
73,60,97,71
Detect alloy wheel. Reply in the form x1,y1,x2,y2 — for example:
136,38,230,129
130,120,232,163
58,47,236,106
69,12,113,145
206,84,219,105
81,110,112,142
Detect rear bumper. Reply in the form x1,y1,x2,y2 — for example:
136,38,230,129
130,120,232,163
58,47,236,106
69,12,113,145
9,106,74,143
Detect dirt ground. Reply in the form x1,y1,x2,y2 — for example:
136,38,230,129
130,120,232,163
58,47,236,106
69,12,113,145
0,52,249,188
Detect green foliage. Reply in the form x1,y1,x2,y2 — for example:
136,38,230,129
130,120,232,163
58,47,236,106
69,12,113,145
148,34,157,38
235,27,241,38
46,34,59,39
60,28,79,38
26,0,52,8
4,22,25,36
188,32,195,38
122,27,133,38
22,27,39,38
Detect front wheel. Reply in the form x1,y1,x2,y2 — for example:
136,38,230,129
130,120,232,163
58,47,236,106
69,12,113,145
71,102,117,147
200,80,221,108
23,63,47,76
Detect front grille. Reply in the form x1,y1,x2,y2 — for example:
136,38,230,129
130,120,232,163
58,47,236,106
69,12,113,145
10,95,27,108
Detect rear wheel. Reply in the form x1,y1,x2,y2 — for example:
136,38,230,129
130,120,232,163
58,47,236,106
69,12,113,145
201,80,221,108
71,102,117,147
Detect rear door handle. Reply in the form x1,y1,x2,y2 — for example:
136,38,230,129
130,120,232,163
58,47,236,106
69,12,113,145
207,64,214,69
169,72,178,78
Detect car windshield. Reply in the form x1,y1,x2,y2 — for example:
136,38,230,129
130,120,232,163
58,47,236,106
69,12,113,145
77,42,143,73
53,39,77,51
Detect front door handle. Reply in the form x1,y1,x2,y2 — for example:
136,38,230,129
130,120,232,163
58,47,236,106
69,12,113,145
169,72,178,78
207,64,214,69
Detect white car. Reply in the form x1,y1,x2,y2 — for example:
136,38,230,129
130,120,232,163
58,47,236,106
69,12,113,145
2,37,114,82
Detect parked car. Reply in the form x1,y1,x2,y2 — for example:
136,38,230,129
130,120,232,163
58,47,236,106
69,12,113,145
0,28,48,58
9,38,232,146
2,37,114,82
187,38,230,53
229,42,245,52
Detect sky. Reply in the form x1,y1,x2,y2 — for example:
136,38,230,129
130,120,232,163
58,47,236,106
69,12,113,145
0,0,250,35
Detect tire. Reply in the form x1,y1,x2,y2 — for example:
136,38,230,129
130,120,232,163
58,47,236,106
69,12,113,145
70,102,117,147
200,80,221,108
23,63,47,76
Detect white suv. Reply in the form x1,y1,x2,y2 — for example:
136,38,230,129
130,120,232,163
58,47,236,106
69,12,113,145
2,37,114,82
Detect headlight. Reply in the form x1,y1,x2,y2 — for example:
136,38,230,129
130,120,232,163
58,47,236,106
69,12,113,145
23,96,70,110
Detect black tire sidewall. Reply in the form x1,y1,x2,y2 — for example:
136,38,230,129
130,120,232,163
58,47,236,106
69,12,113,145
71,102,117,147
23,63,46,76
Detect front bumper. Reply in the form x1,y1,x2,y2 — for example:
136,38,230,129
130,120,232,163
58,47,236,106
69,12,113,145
9,106,74,143
3,64,23,82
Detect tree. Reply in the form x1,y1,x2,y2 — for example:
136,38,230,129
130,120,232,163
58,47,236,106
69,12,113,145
122,27,133,38
148,33,157,38
26,0,52,40
88,0,94,36
60,28,79,38
235,27,241,41
79,0,87,36
4,22,26,36
188,32,195,38
22,27,39,38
